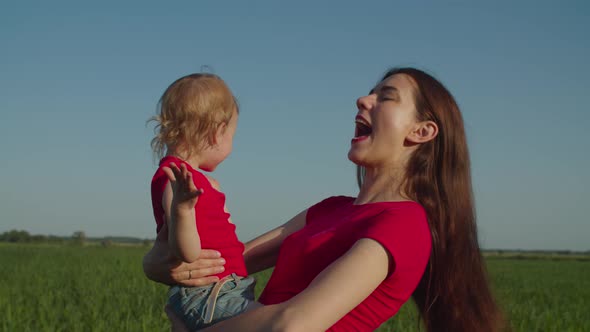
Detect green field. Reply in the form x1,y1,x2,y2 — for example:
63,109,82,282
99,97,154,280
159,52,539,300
1,243,588,331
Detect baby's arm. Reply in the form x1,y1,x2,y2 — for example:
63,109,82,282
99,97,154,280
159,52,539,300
162,163,203,263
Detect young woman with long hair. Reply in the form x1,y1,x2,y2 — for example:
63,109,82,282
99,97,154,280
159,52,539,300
143,67,506,331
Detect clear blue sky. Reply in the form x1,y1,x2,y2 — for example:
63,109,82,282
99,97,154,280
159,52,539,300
1,1,588,251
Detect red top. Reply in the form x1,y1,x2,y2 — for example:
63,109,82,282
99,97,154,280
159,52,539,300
259,196,431,331
151,156,247,278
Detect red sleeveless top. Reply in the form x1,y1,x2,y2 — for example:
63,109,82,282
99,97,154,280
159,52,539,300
151,156,247,278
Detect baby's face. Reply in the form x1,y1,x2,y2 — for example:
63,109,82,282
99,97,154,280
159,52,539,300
199,108,238,172
217,109,239,160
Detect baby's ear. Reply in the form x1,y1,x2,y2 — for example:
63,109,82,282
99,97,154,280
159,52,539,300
212,122,228,145
406,120,438,144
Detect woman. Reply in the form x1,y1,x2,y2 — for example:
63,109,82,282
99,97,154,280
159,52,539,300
143,67,506,331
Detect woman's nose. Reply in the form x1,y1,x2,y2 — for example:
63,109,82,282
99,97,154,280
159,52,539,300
356,95,373,111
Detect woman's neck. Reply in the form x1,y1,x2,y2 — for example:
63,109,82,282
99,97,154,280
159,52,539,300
355,167,408,205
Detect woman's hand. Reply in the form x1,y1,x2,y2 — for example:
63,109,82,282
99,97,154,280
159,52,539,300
142,223,226,287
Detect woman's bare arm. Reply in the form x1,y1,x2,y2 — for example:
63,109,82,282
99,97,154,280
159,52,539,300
201,238,391,332
243,209,307,274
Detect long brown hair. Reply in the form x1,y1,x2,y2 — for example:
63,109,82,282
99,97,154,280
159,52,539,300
359,68,506,331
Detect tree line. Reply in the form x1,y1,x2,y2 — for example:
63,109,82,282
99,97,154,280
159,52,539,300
0,229,152,246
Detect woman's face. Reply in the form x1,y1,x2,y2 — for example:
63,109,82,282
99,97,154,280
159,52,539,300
348,73,420,169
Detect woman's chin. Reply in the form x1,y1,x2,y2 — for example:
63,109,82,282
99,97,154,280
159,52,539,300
347,150,364,166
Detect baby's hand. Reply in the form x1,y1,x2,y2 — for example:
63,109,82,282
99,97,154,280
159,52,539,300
162,162,204,212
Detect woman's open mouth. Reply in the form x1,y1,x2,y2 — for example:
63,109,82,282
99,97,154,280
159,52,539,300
352,115,372,143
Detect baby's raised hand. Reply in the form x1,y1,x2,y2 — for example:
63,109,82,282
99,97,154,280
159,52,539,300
162,162,204,211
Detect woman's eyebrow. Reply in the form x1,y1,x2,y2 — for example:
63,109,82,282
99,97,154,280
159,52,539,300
380,85,399,94
370,85,399,94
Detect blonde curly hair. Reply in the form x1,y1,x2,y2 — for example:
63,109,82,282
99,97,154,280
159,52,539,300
149,73,238,160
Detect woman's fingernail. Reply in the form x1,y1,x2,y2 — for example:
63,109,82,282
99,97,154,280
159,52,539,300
219,258,226,264
217,267,225,272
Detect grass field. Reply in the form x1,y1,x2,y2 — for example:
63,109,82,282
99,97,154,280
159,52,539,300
0,243,588,331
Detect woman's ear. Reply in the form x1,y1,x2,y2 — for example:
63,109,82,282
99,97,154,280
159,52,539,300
407,120,438,144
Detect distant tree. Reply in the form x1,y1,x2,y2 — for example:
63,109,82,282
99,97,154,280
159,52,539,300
72,231,86,245
47,235,65,244
0,230,31,243
31,234,47,242
142,239,152,247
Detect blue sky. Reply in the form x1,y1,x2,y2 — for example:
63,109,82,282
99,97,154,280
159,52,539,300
1,1,588,251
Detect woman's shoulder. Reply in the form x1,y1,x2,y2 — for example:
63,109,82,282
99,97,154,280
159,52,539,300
377,202,429,233
320,195,355,205
356,201,430,245
311,195,355,211
382,201,427,220
364,202,431,257
360,202,431,278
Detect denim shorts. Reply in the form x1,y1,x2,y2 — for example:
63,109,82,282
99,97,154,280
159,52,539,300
167,273,256,330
